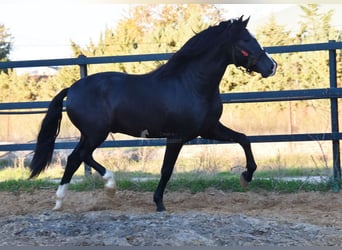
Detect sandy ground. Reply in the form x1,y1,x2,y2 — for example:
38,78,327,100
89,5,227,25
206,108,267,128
1,189,342,228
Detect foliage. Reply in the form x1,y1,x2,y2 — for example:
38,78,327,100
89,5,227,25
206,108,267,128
1,4,340,103
71,4,223,75
0,70,40,101
297,4,335,43
0,23,11,62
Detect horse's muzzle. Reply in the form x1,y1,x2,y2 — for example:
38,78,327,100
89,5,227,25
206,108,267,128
261,53,277,78
265,60,277,78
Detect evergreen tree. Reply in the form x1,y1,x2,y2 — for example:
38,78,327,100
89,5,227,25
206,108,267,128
70,4,223,75
294,4,340,89
0,24,11,62
297,4,334,43
0,24,12,75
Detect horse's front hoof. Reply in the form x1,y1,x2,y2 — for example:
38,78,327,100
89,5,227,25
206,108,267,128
154,200,166,212
240,173,249,188
156,205,166,212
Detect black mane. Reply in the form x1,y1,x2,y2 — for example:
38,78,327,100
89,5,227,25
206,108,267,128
156,20,235,77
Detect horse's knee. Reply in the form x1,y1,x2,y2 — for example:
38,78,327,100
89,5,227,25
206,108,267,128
236,133,251,148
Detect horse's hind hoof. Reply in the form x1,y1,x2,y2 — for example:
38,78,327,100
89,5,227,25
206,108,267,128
52,203,63,211
52,197,64,211
52,206,63,211
105,186,116,198
239,174,249,188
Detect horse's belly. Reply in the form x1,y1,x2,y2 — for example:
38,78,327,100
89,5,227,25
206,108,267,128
113,123,178,139
112,113,199,139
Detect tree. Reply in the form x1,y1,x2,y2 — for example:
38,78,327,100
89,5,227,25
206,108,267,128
0,24,12,62
297,4,334,43
294,4,341,90
70,4,223,75
0,70,39,101
0,24,12,75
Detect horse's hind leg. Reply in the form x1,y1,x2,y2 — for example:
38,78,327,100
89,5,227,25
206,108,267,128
53,133,115,210
84,156,116,197
201,122,257,188
53,137,85,210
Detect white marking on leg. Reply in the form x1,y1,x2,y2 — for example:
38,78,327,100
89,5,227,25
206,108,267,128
103,170,116,190
140,129,149,138
53,184,69,211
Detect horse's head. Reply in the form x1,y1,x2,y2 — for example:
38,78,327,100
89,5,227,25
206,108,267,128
228,16,277,78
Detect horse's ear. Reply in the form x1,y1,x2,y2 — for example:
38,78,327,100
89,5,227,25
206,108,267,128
242,16,250,28
224,16,249,39
237,15,250,28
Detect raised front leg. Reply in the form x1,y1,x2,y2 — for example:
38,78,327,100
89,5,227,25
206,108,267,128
154,139,183,212
201,122,257,187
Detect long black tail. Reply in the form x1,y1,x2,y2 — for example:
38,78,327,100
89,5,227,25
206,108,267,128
29,88,69,179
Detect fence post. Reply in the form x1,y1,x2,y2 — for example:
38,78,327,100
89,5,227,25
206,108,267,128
329,40,341,192
78,54,92,176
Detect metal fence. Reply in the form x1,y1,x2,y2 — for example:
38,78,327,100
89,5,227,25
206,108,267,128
1,40,342,190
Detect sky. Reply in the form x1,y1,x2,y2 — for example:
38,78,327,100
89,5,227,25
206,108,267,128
0,2,129,60
0,2,341,62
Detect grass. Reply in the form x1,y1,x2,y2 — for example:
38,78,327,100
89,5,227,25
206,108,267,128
0,141,336,194
0,169,335,194
0,179,57,192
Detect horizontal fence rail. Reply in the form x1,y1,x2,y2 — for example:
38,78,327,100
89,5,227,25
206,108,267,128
0,40,342,190
1,87,342,115
1,41,341,70
1,133,342,152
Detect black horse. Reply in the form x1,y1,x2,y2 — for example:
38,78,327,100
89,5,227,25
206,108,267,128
29,16,277,212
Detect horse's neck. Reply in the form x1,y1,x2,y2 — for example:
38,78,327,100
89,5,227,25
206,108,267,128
187,49,231,94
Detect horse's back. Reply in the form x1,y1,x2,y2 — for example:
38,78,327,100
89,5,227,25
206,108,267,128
68,71,126,95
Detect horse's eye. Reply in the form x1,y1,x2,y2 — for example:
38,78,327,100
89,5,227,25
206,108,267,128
241,49,249,57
